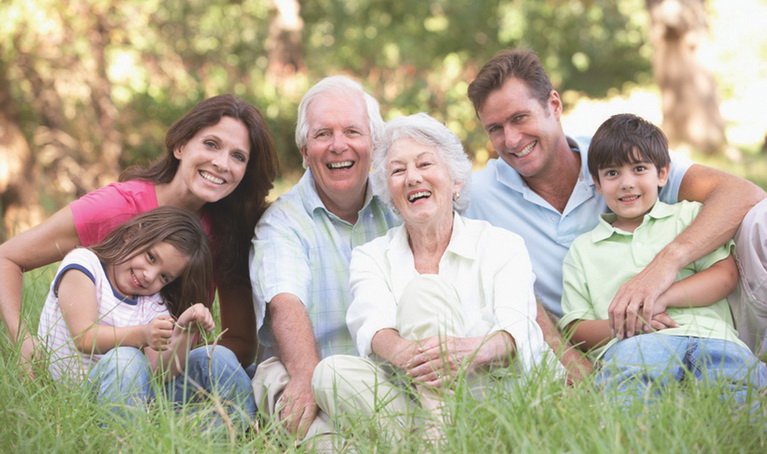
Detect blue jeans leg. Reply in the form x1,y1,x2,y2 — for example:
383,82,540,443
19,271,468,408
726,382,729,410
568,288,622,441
88,346,153,415
597,335,767,409
169,345,257,427
687,338,767,407
596,334,688,407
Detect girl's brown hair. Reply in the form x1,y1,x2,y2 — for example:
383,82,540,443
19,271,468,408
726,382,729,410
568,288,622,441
120,94,278,288
90,206,213,317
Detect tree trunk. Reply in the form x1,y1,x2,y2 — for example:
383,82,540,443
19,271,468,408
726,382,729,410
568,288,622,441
267,0,305,92
0,60,44,241
81,3,122,188
646,0,726,156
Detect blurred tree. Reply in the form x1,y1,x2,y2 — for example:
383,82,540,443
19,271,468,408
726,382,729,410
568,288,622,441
0,59,44,241
267,0,305,82
1,0,668,231
300,0,651,162
646,0,726,156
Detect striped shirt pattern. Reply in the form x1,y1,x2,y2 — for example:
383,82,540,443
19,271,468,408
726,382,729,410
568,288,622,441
38,248,168,382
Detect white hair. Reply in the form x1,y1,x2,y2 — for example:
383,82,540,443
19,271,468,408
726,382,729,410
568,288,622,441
372,113,472,213
295,75,384,152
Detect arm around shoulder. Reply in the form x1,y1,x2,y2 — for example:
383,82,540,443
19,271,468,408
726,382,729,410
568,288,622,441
0,206,80,344
674,164,766,264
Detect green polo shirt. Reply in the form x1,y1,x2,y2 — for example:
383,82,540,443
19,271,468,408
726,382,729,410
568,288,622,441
559,200,745,360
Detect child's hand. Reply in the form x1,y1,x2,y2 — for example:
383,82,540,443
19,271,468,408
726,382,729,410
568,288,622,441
643,311,680,333
145,315,174,351
175,303,215,334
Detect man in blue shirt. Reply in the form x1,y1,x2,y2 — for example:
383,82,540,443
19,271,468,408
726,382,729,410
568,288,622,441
464,49,767,382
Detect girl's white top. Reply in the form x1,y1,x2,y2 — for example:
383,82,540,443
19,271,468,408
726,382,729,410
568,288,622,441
37,248,168,382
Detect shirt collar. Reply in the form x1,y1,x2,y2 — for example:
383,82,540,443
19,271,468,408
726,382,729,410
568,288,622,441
298,169,379,223
388,212,476,261
494,136,593,191
592,200,676,242
445,214,476,260
569,136,595,189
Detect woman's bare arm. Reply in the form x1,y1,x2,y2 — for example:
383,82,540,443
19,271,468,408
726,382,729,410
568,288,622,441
0,206,80,360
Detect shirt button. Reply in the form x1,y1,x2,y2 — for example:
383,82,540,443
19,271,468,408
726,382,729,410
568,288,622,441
551,216,557,221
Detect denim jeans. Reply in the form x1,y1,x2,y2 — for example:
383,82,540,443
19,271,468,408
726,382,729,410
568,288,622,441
596,334,767,409
88,345,256,426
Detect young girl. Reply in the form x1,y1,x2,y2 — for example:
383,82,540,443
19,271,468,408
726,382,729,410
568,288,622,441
1,94,278,370
37,206,255,423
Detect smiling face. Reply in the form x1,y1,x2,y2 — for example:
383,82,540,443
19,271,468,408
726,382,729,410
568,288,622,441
478,77,565,180
108,241,190,297
171,116,250,211
301,92,373,216
595,151,670,232
387,138,461,227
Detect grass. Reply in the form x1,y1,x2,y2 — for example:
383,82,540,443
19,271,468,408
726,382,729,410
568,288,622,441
3,153,767,452
2,264,766,452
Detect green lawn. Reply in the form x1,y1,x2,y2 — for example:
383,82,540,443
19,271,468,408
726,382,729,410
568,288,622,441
2,152,767,452
2,263,766,453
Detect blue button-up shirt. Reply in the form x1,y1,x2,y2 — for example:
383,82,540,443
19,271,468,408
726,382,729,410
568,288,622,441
465,137,692,317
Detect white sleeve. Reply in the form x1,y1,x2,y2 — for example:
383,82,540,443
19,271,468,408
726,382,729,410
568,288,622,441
347,244,399,358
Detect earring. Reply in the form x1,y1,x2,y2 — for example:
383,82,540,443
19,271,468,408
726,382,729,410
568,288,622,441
391,205,400,215
452,192,460,202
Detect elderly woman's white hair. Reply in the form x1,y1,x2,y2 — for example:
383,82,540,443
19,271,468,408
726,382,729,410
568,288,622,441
295,75,384,153
372,113,472,213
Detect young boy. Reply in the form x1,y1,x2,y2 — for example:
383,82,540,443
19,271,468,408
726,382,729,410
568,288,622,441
558,113,766,406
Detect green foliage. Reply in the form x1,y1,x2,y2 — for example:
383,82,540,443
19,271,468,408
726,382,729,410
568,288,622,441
1,0,654,203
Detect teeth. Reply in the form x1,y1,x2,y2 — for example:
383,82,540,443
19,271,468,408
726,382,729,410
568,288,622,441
408,191,431,202
514,141,536,158
620,195,640,202
328,161,353,169
131,270,142,288
200,171,224,184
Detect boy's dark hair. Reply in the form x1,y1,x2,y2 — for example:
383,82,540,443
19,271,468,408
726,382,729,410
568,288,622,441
90,206,213,318
588,113,670,183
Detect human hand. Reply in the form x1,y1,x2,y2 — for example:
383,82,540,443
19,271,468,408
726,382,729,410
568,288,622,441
145,314,174,350
276,376,319,438
608,259,678,339
405,336,482,387
175,303,215,334
17,335,39,380
643,311,679,333
561,348,593,386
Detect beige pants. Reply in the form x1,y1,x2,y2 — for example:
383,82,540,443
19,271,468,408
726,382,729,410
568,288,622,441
730,198,767,355
312,275,498,432
252,356,333,440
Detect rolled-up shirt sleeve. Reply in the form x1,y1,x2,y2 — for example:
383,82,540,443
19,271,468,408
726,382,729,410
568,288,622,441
484,230,546,374
347,243,399,358
250,207,311,335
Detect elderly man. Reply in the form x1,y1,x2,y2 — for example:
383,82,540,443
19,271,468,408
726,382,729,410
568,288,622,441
465,49,767,381
249,75,399,439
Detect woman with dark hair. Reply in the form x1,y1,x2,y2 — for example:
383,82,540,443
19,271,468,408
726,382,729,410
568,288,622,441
0,94,278,380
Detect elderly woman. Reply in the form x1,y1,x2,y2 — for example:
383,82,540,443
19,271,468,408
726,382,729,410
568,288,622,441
312,113,563,437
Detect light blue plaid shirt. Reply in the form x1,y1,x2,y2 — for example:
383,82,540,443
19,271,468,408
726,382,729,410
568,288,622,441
250,169,400,359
